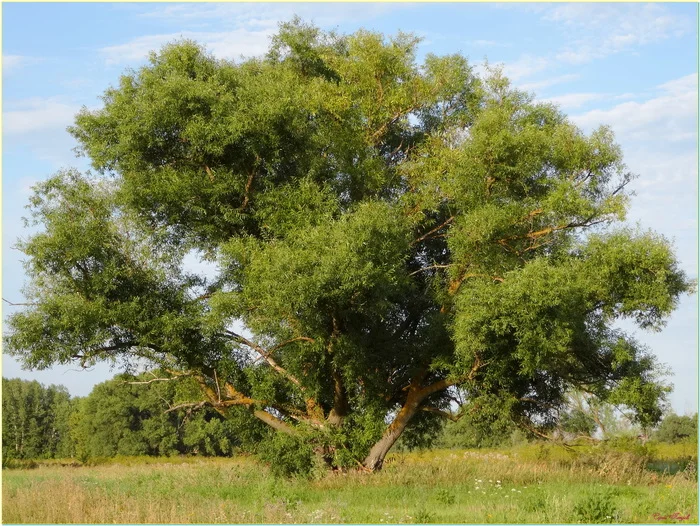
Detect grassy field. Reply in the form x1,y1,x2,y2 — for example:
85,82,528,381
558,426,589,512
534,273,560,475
2,442,697,524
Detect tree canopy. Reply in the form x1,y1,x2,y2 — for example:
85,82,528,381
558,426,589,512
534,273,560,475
5,19,693,471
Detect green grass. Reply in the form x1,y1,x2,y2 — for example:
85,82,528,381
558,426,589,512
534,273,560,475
3,444,697,523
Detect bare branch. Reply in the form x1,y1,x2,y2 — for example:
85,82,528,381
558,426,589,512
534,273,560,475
409,264,452,276
421,406,462,422
224,330,305,390
2,297,37,307
214,369,222,402
123,374,190,386
164,401,208,413
419,356,487,398
253,409,297,435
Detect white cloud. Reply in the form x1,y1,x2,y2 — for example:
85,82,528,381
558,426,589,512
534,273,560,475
3,55,42,73
571,73,698,143
544,4,691,64
466,39,509,48
567,75,699,280
518,73,581,92
499,4,691,80
101,3,410,66
3,97,80,135
100,28,276,65
612,93,640,101
540,92,605,110
137,3,400,27
500,54,550,82
658,73,698,97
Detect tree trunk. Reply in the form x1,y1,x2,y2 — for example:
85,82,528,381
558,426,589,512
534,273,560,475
363,395,421,471
327,370,349,427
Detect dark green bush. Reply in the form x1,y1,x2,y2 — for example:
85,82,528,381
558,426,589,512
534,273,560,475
259,433,315,478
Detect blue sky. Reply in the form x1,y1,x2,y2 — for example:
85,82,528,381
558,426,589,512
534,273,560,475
2,3,698,414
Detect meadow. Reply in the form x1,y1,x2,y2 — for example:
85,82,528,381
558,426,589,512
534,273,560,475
2,442,697,524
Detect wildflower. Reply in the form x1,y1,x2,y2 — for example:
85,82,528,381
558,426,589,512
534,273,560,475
511,488,517,492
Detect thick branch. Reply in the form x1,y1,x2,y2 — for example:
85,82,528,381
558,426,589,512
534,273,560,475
224,330,304,390
240,170,255,210
418,356,485,398
411,216,455,246
124,375,190,386
253,409,297,435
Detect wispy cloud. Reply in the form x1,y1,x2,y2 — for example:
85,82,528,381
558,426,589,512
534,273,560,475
571,73,698,143
518,73,581,92
100,29,276,65
3,54,42,73
496,3,691,84
567,72,698,280
544,3,691,64
500,54,550,81
465,39,509,48
136,3,401,27
540,92,605,110
101,3,410,66
4,97,80,135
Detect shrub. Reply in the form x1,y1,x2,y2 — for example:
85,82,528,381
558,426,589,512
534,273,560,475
259,433,315,478
573,489,618,523
654,414,698,444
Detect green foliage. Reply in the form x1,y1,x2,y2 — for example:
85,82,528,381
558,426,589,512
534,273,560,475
258,432,315,478
2,378,74,461
560,408,597,436
439,395,518,449
4,19,693,471
70,372,267,460
654,413,698,444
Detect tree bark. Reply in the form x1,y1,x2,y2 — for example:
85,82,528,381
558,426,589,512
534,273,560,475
327,370,349,427
363,371,474,471
363,392,421,471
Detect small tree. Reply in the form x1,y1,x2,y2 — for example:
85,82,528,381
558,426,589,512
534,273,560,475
2,378,74,461
4,20,693,472
653,413,698,443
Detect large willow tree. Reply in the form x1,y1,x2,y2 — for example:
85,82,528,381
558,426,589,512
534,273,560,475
5,20,692,471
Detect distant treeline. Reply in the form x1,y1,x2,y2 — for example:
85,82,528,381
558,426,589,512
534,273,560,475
2,374,266,463
2,375,697,463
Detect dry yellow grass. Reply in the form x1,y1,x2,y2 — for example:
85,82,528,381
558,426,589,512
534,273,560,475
2,447,697,524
